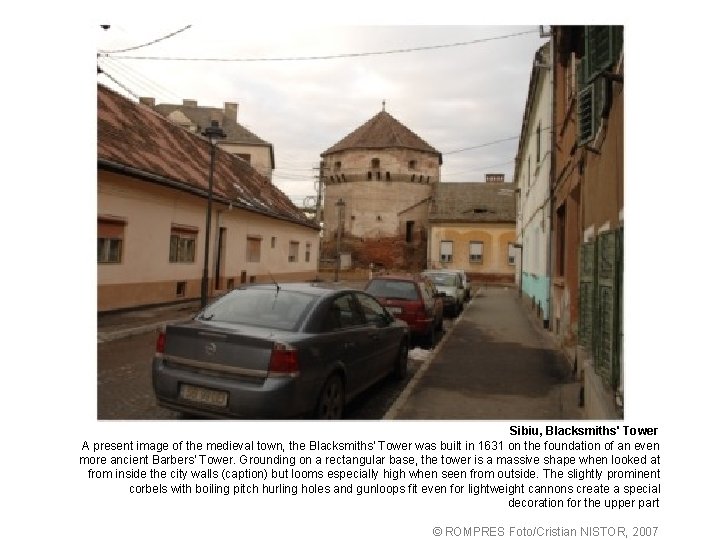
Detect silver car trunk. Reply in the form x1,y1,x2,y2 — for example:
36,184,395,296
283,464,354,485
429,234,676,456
163,321,284,375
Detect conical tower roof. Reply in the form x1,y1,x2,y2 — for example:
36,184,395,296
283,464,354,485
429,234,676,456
322,110,442,163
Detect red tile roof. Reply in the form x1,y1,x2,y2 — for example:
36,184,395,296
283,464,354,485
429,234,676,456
321,110,441,161
97,84,317,229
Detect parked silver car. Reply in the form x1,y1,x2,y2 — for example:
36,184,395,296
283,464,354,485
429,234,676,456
421,270,465,317
152,283,409,419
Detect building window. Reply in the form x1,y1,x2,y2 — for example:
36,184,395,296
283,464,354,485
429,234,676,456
169,224,198,263
385,171,391,181
371,158,380,168
289,241,299,263
305,242,312,262
577,26,623,146
508,243,517,265
440,240,453,263
408,160,416,170
176,281,186,297
536,121,541,163
376,171,381,180
469,241,484,263
405,221,414,243
367,172,372,180
246,236,261,262
271,236,276,248
97,216,125,264
334,161,342,170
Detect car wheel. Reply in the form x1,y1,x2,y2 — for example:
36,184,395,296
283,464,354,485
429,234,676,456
315,374,344,419
394,340,409,379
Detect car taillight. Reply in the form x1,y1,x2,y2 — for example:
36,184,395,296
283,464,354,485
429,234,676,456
155,330,166,354
268,342,299,377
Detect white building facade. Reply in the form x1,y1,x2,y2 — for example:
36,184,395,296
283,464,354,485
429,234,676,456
514,41,553,326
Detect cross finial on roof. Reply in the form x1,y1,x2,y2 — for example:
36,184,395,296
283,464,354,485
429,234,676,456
382,99,385,112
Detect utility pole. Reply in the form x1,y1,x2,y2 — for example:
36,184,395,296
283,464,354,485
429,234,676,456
334,198,346,282
315,161,325,224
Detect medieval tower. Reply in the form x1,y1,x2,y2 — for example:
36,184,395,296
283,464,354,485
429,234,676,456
320,105,442,270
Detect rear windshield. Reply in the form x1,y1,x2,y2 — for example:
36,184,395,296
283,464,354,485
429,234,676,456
197,288,317,330
424,273,457,287
366,280,419,300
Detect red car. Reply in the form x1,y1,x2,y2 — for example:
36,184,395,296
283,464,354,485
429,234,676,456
365,274,444,348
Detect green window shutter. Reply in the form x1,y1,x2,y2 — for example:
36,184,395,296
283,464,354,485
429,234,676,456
586,26,612,81
611,26,624,64
577,84,594,145
576,56,587,91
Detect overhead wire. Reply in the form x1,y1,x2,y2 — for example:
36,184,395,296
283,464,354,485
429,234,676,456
98,57,178,103
98,25,192,54
99,29,537,62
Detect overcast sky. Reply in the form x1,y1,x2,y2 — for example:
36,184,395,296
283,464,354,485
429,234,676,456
97,25,547,206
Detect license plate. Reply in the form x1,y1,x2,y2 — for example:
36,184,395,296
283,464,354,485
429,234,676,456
387,306,402,314
179,384,228,407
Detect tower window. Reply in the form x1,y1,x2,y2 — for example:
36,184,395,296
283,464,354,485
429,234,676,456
408,160,416,170
371,158,380,168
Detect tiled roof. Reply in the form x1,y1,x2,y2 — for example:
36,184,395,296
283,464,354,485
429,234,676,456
152,103,271,146
429,182,517,223
322,110,441,160
97,84,317,229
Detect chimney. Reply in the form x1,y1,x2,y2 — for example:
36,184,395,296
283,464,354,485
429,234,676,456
139,97,155,107
224,102,238,123
183,99,198,107
485,173,505,183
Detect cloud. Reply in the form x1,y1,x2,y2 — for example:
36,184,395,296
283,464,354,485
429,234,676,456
98,25,545,200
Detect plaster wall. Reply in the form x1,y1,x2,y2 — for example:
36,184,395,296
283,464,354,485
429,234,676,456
428,222,516,277
220,142,273,180
98,171,319,311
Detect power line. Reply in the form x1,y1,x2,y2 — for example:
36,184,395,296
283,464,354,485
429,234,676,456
444,135,519,155
99,29,537,62
98,68,140,100
442,160,516,176
98,25,192,54
98,57,178,103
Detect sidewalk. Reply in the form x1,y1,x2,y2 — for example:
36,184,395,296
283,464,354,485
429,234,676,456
385,286,584,420
96,278,368,343
96,284,583,420
97,301,201,342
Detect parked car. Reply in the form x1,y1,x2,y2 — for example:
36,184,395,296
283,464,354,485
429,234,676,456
422,270,465,316
152,283,409,419
365,274,444,348
456,269,471,301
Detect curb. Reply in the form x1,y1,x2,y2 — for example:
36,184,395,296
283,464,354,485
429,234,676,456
97,316,194,343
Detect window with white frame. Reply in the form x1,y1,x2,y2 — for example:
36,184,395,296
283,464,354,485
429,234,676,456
169,224,198,263
508,243,517,265
440,240,453,263
98,216,125,263
469,241,484,263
